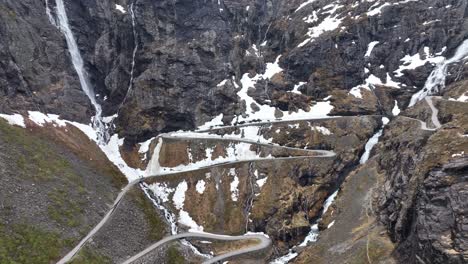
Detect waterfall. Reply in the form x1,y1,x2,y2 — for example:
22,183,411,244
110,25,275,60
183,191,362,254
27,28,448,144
409,39,468,107
116,1,139,112
359,117,389,164
110,1,139,123
45,0,57,27
128,2,138,94
53,0,108,143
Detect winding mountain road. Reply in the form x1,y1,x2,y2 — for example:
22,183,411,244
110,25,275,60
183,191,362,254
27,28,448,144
58,98,444,264
56,129,336,264
121,232,271,264
399,96,442,131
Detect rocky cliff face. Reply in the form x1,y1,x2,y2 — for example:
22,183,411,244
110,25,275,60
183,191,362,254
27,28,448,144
374,97,468,263
1,0,468,263
3,0,467,140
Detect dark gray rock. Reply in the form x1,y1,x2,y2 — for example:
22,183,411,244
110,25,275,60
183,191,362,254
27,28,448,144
401,157,468,264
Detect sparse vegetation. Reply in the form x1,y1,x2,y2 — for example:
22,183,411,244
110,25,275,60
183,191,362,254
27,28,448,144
349,240,388,264
69,247,111,264
0,119,79,183
47,188,86,228
166,245,185,264
132,188,166,241
0,223,69,263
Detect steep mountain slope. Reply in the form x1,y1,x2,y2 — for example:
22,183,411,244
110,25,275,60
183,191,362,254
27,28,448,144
0,0,467,263
0,118,168,263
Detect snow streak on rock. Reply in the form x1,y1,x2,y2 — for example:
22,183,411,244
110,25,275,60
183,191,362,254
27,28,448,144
349,74,393,98
394,47,445,78
295,0,318,13
365,41,379,57
115,4,126,14
297,3,344,48
229,168,240,202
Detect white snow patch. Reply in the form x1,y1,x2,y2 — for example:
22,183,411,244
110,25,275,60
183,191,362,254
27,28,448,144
452,151,465,158
457,93,468,102
303,11,319,23
173,181,188,210
392,100,401,116
291,82,306,94
200,61,334,128
198,114,224,130
349,87,363,98
138,137,155,161
115,4,126,13
367,3,391,16
196,180,206,194
289,123,300,129
232,57,333,124
251,44,261,57
230,169,240,201
394,47,445,77
28,111,67,127
179,210,204,232
147,183,174,203
349,74,385,98
423,19,441,25
323,190,338,214
386,73,401,88
312,126,332,135
295,0,318,12
256,177,268,188
99,134,143,180
0,113,25,128
365,41,379,57
298,15,343,48
217,79,227,87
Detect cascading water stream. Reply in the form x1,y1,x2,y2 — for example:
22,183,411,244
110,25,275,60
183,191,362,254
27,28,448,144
271,116,389,264
110,1,139,128
409,39,468,107
128,2,138,95
116,1,139,114
52,0,108,143
45,0,57,27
